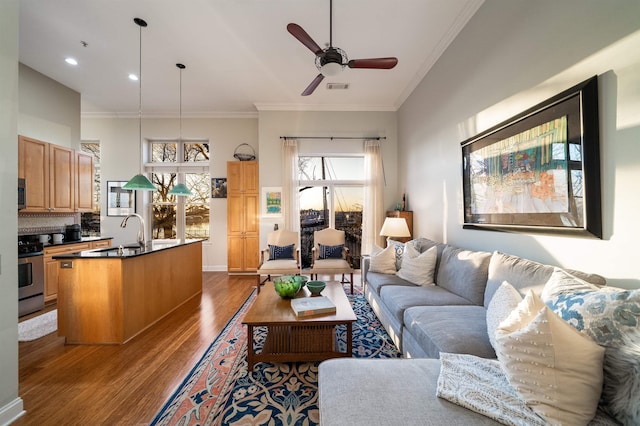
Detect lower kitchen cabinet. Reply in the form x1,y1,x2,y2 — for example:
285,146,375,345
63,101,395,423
43,239,112,302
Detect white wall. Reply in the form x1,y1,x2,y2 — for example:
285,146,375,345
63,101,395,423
18,63,81,148
257,110,398,248
0,0,24,423
398,0,640,289
81,116,258,270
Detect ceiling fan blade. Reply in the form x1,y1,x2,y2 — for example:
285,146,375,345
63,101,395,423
347,57,398,69
287,23,324,55
301,74,325,96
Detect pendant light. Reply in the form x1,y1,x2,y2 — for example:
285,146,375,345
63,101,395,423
124,17,156,191
169,63,193,197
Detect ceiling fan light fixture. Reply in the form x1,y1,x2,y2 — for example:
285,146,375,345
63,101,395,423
320,62,343,76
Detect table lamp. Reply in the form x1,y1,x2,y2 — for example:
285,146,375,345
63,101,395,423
379,217,411,241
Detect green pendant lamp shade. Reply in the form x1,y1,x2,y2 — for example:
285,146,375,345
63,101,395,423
168,183,192,196
123,174,156,190
125,17,156,192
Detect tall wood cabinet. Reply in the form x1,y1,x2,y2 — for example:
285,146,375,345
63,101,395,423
386,210,414,242
227,161,260,273
18,135,94,212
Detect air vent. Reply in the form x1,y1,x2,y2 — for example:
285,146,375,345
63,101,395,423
326,83,349,90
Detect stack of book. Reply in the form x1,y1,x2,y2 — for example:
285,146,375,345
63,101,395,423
290,296,336,318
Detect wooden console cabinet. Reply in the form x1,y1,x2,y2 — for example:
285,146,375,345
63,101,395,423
227,161,259,273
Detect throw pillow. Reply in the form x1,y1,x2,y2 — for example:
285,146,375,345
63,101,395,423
386,239,406,270
495,290,605,425
396,245,437,286
318,243,343,259
541,267,601,302
368,244,397,274
601,331,640,425
485,281,522,355
436,245,492,306
268,244,294,260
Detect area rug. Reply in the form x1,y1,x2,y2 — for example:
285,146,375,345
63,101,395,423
18,309,57,342
151,286,401,426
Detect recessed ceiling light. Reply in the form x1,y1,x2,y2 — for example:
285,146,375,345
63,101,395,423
128,74,139,81
65,57,78,66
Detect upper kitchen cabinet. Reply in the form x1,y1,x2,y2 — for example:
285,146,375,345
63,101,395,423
18,135,94,213
75,150,94,212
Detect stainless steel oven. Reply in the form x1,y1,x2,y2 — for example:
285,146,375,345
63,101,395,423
18,249,45,317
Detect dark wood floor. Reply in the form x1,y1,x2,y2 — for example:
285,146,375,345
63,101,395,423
15,272,257,426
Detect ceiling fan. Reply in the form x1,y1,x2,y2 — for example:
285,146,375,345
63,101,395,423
287,0,398,96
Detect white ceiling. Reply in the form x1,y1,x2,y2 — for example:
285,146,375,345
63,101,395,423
19,0,483,117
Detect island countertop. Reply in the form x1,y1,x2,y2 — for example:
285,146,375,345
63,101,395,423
52,238,205,259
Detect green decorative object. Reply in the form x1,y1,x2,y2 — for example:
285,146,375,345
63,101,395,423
306,280,326,295
273,275,302,299
168,183,192,196
292,275,308,288
123,174,156,191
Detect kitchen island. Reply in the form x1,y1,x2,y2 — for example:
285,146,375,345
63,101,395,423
54,239,203,344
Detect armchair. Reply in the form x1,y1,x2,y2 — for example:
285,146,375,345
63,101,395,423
256,229,301,293
309,228,354,294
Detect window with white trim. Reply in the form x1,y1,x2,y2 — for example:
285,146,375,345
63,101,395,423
146,139,210,240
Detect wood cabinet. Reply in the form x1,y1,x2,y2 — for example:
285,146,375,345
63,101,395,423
18,135,94,212
43,239,112,302
44,241,92,302
386,210,414,242
227,161,260,273
75,150,94,212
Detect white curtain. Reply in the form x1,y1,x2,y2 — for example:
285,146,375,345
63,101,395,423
282,139,300,232
362,140,385,255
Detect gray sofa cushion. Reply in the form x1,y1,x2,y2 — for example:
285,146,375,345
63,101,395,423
381,285,472,325
366,271,415,296
403,305,496,359
318,358,500,426
484,251,608,309
436,246,491,305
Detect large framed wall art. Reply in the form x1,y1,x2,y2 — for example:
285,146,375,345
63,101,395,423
461,76,602,238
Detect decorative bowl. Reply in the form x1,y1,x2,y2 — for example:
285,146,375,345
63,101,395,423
306,280,326,295
273,275,302,298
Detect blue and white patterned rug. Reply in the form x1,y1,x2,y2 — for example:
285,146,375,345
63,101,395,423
151,285,401,425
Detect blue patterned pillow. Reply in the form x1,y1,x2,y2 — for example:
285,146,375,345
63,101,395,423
386,239,406,270
318,243,343,259
268,244,294,260
547,289,640,347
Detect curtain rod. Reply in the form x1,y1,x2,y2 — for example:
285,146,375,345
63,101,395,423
279,136,386,141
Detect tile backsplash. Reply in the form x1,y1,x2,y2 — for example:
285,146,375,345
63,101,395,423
18,212,79,236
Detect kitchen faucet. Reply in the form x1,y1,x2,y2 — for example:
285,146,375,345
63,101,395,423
120,213,146,249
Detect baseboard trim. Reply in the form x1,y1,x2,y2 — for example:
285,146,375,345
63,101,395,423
0,397,24,426
202,265,227,272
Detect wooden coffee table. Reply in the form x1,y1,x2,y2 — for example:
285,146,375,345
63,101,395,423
242,281,357,370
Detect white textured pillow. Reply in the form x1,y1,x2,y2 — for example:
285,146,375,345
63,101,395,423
486,281,522,355
368,244,397,274
495,291,605,425
396,245,437,286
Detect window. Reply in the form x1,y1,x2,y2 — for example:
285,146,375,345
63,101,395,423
80,141,101,236
147,139,210,240
298,156,364,268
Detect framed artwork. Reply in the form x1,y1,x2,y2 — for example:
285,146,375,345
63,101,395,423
107,181,136,216
461,76,602,238
262,187,282,217
211,178,227,198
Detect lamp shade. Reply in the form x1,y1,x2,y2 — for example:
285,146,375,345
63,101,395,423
123,174,156,190
168,183,192,196
379,217,411,238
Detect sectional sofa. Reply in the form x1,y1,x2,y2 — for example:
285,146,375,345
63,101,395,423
319,238,638,425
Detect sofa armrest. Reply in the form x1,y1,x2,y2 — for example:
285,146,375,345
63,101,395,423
361,255,370,287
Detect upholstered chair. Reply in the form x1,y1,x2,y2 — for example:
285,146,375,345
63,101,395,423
309,228,354,293
256,229,301,293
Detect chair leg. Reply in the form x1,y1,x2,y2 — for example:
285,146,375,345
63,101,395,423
350,272,354,294
256,274,261,294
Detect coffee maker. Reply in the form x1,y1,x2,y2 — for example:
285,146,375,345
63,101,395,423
65,224,82,242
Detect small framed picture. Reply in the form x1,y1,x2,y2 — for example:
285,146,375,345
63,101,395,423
262,186,282,217
211,178,227,198
107,181,136,216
